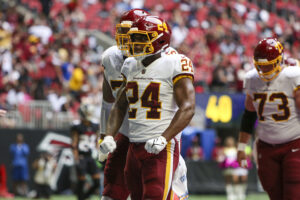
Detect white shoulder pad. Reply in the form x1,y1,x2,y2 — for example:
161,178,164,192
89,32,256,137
121,57,138,80
282,67,300,87
101,46,123,74
282,66,300,78
243,68,258,90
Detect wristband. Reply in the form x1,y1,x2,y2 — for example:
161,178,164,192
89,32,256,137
237,143,247,151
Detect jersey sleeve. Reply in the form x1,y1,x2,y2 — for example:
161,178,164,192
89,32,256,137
172,55,194,85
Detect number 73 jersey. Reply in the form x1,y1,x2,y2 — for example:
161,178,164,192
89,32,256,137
244,67,300,144
121,54,194,142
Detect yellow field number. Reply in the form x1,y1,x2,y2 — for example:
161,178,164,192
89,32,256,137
205,95,232,123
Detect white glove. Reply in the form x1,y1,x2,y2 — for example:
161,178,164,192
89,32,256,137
97,138,108,162
145,136,168,154
98,150,108,162
99,136,116,154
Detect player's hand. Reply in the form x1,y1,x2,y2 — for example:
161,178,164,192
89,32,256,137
99,136,116,154
97,138,108,162
237,150,248,168
145,136,167,154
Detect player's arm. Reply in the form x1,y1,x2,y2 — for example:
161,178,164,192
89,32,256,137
71,128,79,163
106,81,128,137
99,80,128,154
237,94,257,167
99,74,115,140
162,77,195,141
145,77,195,154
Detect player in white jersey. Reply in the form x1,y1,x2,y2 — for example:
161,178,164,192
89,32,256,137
99,8,150,200
100,15,195,200
100,9,188,200
237,38,300,200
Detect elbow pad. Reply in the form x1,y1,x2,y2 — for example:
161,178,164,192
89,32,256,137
240,109,257,134
100,100,113,134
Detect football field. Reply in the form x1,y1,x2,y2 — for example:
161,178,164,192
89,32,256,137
4,193,269,200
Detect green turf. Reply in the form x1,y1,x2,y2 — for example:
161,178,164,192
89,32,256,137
2,193,269,200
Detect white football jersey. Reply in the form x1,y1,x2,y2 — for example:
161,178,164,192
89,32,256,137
244,66,300,144
101,45,129,136
121,54,194,142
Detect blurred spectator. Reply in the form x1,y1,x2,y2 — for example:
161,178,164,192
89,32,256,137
211,137,224,162
9,133,30,197
232,145,252,200
219,136,238,200
69,64,85,100
47,82,68,112
28,17,53,45
219,136,251,200
32,151,56,199
186,134,204,161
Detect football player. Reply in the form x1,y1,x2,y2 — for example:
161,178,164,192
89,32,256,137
100,9,190,200
99,8,150,200
71,103,100,200
100,15,195,200
237,38,300,200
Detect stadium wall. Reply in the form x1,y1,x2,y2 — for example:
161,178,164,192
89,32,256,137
0,128,260,194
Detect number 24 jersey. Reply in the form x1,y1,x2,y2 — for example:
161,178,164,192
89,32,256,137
121,54,194,142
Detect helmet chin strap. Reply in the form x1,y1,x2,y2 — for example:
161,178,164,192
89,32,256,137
135,54,149,61
135,52,162,62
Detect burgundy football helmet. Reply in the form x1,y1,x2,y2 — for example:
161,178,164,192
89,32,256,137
127,15,171,58
253,37,284,81
115,9,150,51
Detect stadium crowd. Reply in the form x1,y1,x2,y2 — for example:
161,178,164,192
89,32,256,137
0,0,299,112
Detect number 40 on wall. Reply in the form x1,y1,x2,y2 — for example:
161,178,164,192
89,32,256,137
205,95,232,123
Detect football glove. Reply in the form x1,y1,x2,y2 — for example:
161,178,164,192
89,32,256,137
99,136,116,154
145,136,167,154
97,138,108,162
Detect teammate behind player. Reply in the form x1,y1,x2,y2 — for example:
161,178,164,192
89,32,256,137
237,37,300,200
284,56,300,67
99,8,150,200
71,103,100,200
100,15,195,200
